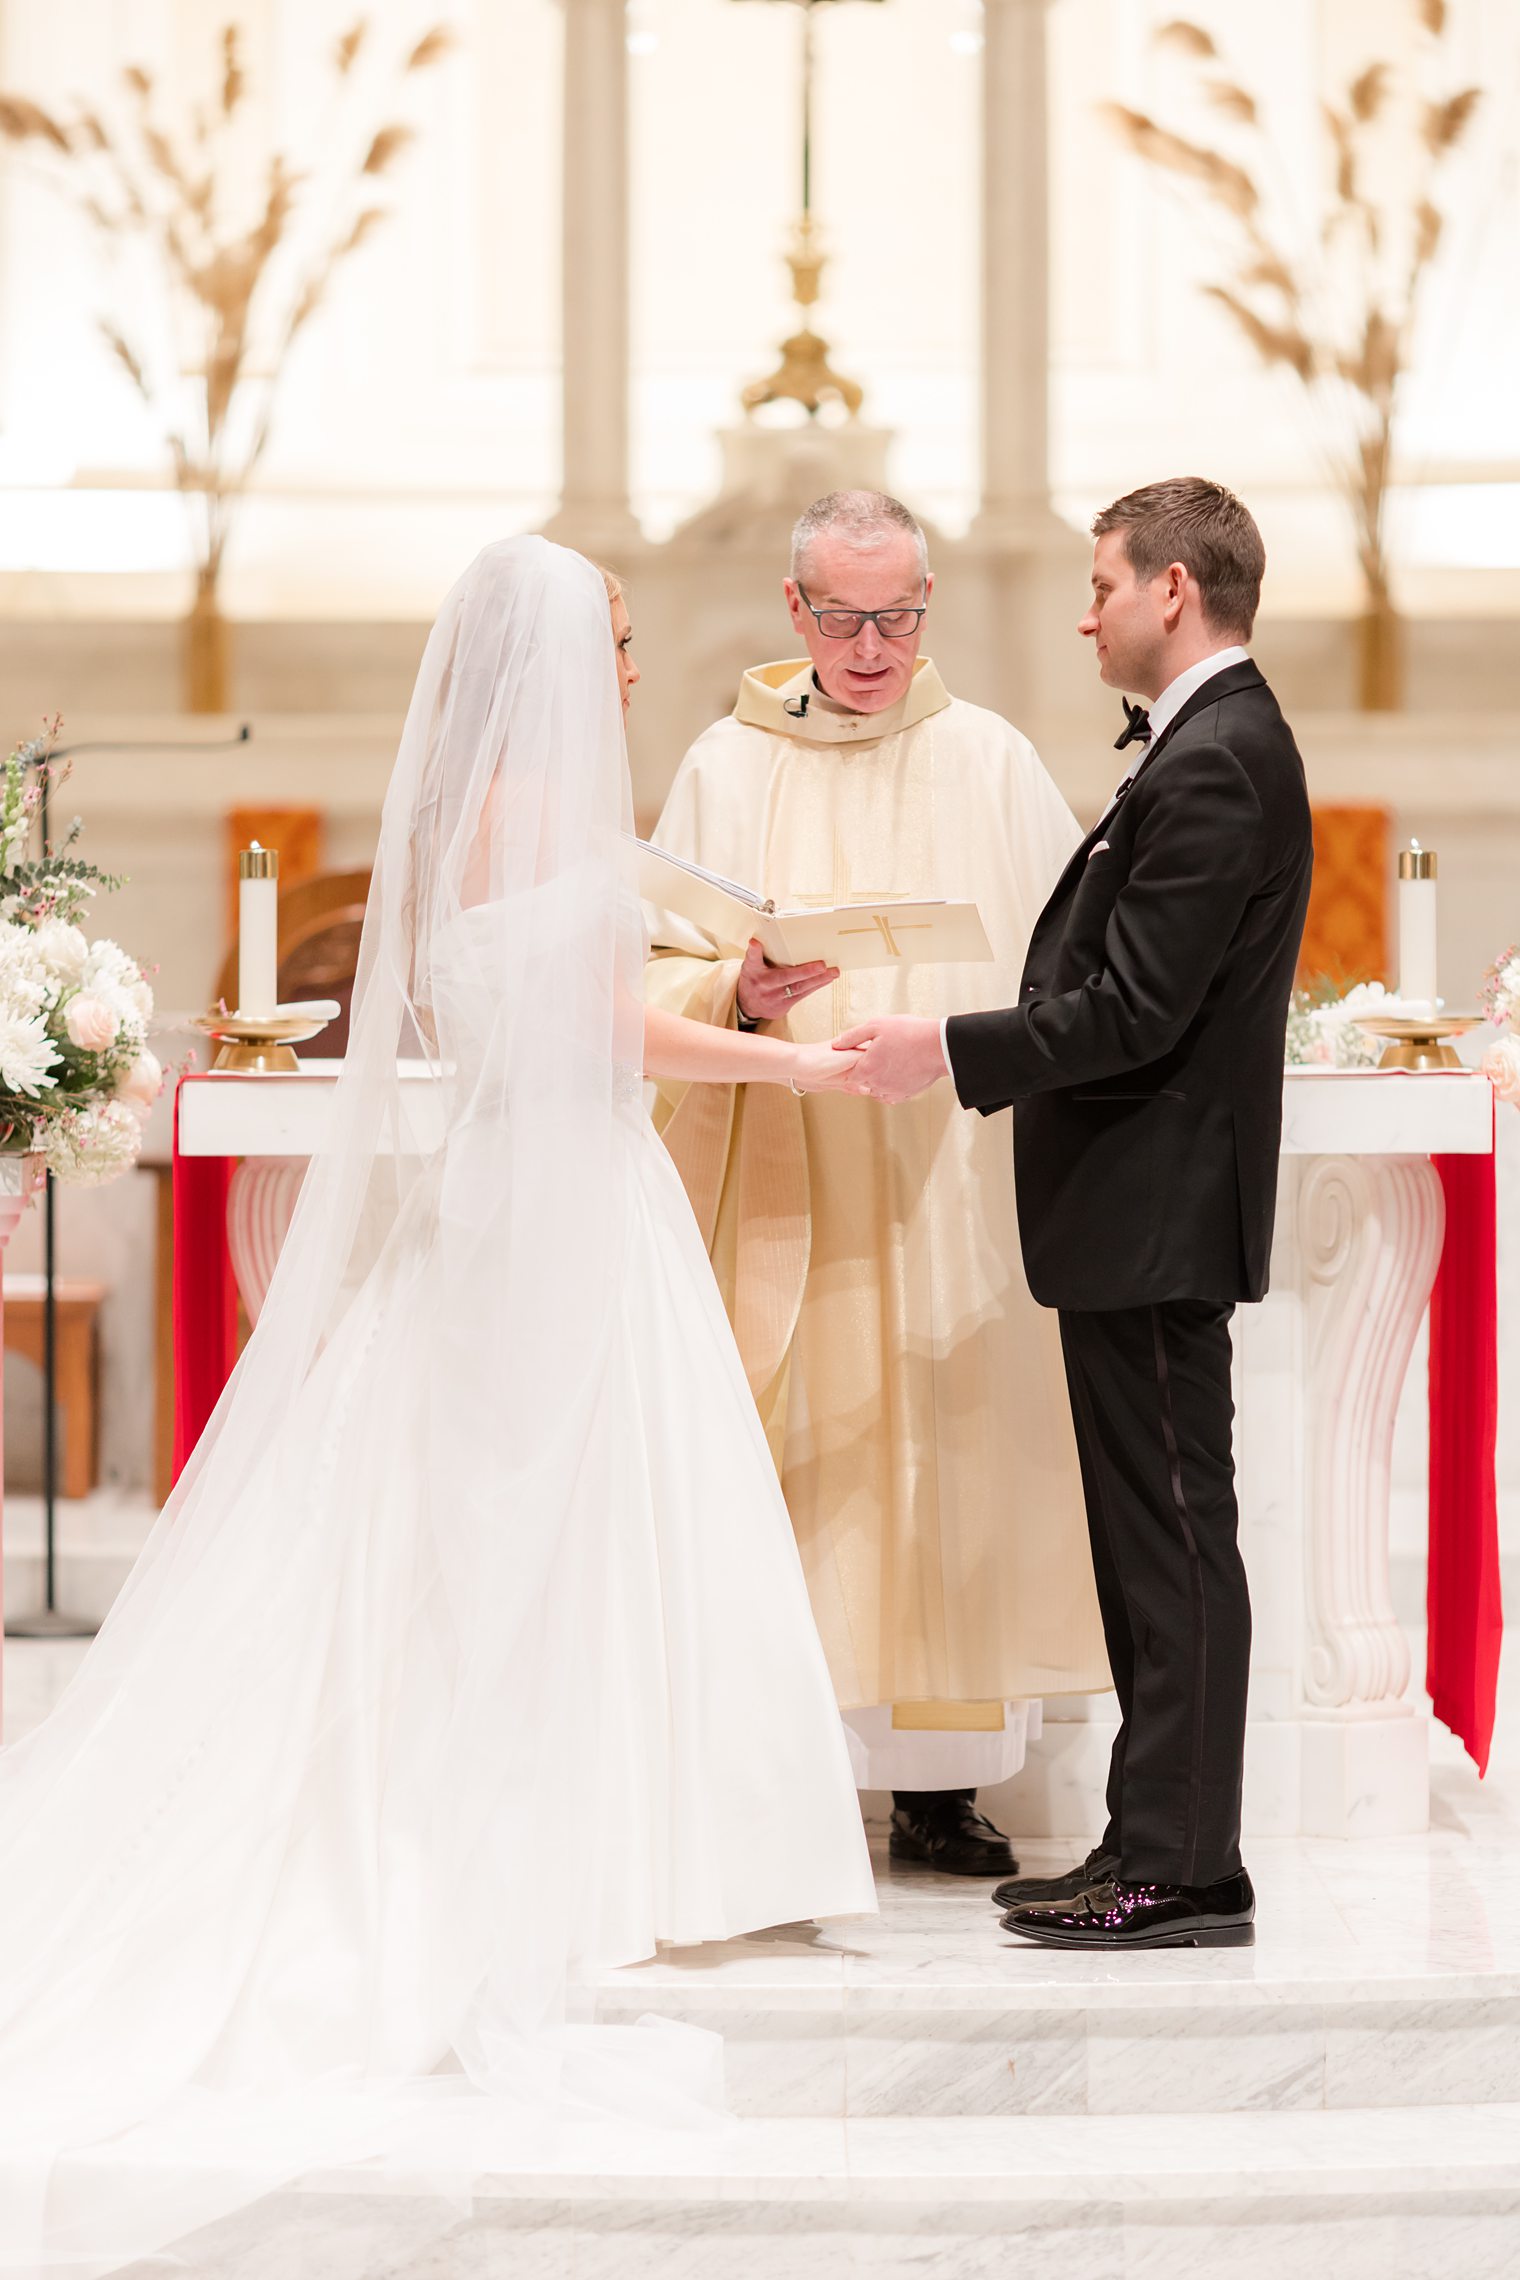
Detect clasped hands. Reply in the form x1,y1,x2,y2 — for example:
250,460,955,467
740,939,949,1106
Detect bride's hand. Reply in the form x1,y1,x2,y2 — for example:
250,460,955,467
787,1042,868,1095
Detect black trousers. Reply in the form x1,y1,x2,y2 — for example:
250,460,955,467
1058,1301,1248,1887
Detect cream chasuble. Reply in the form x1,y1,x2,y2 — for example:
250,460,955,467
645,658,1109,1768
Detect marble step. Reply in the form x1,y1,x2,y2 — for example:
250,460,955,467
590,1833,1520,2120
252,2105,1520,2279
592,1964,1520,2120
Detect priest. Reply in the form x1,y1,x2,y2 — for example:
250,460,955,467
644,490,1107,1875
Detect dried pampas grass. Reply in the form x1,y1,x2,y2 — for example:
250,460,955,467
220,27,245,118
0,12,452,700
361,124,416,176
1105,4,1482,708
1103,105,1259,220
1206,80,1258,129
1423,88,1482,153
1349,64,1390,124
1154,22,1218,61
1202,287,1314,382
406,29,454,73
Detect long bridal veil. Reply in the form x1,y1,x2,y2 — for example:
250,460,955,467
0,539,708,2275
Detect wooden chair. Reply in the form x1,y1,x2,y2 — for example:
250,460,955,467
217,868,372,1059
2,1275,107,1498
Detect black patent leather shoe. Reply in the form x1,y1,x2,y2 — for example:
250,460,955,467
1000,1868,1255,1949
889,1796,1017,1878
991,1845,1118,1912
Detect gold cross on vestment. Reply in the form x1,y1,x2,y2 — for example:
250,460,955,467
793,834,910,917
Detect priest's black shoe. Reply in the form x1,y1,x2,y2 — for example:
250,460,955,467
990,1845,1118,1912
889,1791,1017,1878
1000,1868,1255,1949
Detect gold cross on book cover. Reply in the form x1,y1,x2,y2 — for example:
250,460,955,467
634,841,994,971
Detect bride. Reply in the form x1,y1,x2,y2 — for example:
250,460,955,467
0,538,876,2277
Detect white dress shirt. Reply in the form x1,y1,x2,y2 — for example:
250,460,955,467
937,646,1252,1075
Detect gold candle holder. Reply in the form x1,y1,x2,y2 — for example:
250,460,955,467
1352,1012,1476,1071
192,1005,335,1073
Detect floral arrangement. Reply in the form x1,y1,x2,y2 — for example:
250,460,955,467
1284,978,1388,1070
1479,945,1520,1105
0,730,161,1185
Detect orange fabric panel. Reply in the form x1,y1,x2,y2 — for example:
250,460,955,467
1299,804,1390,990
225,809,324,938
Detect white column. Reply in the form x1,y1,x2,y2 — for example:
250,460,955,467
547,0,640,552
975,0,1058,542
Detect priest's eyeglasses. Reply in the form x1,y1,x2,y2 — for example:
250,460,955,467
795,585,929,641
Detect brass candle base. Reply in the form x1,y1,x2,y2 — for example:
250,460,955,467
1352,1013,1476,1072
192,1007,334,1073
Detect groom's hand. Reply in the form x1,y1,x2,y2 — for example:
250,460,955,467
834,1016,949,1104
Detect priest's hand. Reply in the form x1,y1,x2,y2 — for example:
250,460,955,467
833,1016,950,1105
738,938,839,1022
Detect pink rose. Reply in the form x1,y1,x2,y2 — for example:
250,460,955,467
64,992,119,1052
117,1048,162,1107
1482,1036,1520,1106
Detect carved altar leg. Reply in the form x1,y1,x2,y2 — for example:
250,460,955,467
226,1157,308,1325
1297,1152,1444,1835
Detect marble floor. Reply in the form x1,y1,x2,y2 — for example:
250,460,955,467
5,1632,1519,2275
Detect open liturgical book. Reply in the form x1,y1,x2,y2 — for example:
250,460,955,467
635,841,993,972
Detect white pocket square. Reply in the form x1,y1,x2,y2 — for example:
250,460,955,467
1087,840,1111,860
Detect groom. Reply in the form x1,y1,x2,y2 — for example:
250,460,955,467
837,478,1313,1949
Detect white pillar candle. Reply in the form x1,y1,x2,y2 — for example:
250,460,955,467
1396,842,1438,1013
237,843,279,1020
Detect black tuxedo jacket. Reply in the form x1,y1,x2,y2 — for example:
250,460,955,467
946,661,1313,1311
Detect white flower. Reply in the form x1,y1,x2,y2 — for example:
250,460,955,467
41,1098,142,1187
0,1009,61,1097
117,1048,162,1108
1483,1036,1520,1107
82,939,138,992
32,921,89,987
0,926,47,1018
0,972,47,1022
64,990,120,1052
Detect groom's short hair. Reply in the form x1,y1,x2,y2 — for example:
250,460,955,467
1092,478,1265,640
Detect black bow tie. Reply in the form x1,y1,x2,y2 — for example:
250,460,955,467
1114,699,1152,752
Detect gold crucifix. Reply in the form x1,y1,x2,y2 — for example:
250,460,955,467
794,833,914,1020
840,911,931,959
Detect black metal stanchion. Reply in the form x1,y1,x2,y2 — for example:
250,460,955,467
7,1169,89,1637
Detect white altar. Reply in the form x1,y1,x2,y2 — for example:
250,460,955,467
176,1063,1497,1843
1239,1070,1492,1841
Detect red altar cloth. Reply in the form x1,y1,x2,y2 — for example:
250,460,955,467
171,1080,238,1483
1428,1118,1504,1776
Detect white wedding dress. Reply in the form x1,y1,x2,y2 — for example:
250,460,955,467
0,541,875,2278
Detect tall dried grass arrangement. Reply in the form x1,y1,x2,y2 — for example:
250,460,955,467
1105,6,1481,709
0,17,452,709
